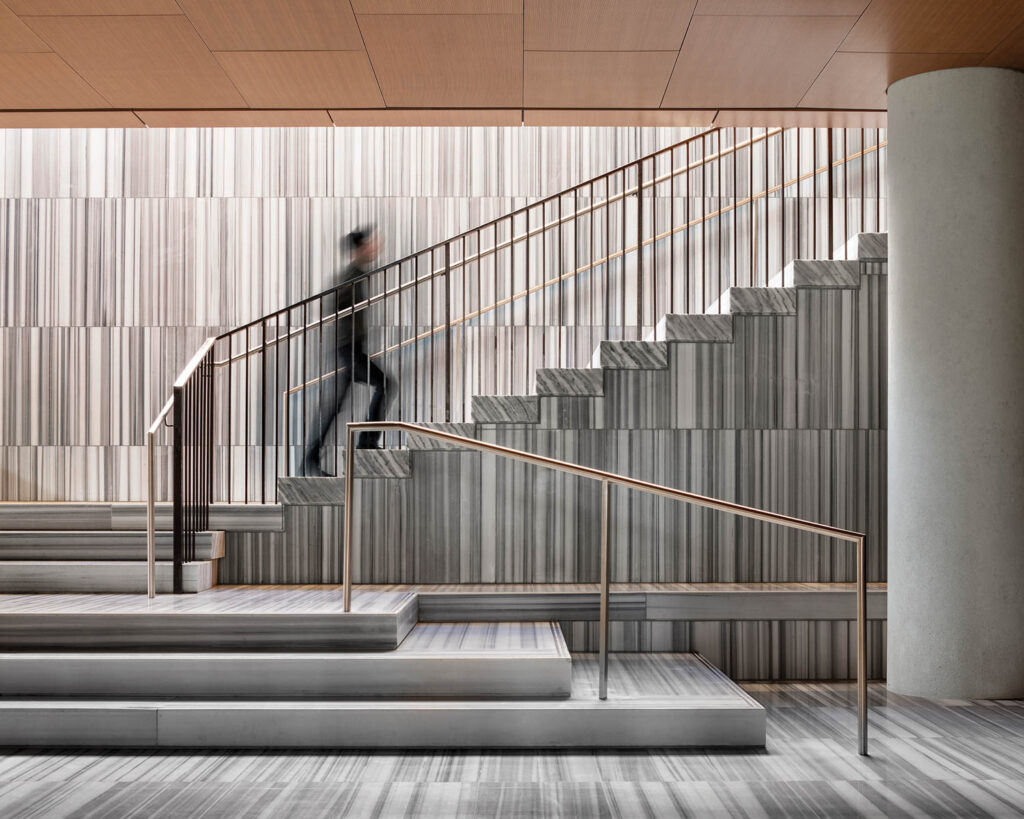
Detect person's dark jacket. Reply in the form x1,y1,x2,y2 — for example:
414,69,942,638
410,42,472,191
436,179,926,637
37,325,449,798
324,262,368,349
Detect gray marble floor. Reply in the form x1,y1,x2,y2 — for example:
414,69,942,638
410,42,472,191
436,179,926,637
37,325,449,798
0,683,1021,818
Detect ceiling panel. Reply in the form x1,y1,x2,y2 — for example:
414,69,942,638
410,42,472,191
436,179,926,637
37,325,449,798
696,0,868,14
358,14,521,108
0,109,141,126
24,14,245,108
663,15,857,108
840,0,1024,54
713,108,886,127
7,0,180,13
0,2,49,51
525,0,695,51
525,51,677,108
351,1,519,12
329,108,521,126
215,51,383,108
138,109,332,127
526,108,715,126
0,52,109,108
800,51,986,109
983,20,1024,69
177,0,364,51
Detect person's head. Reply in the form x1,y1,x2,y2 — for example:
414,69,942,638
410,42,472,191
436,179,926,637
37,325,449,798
345,227,379,266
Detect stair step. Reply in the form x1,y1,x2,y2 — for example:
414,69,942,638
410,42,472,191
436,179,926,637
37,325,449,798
0,653,764,748
792,259,861,288
858,232,887,261
472,395,540,424
0,588,418,650
0,622,571,699
599,340,668,369
658,314,734,342
0,530,224,561
723,287,798,315
0,502,284,532
0,560,217,594
406,423,478,450
535,368,605,396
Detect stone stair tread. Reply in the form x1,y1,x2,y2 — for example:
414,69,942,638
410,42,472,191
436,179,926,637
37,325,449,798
723,287,798,315
0,530,224,561
599,340,668,369
472,395,541,424
535,368,605,396
658,314,734,342
792,259,861,288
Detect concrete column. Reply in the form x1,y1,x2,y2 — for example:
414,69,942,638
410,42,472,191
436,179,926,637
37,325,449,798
887,67,1024,698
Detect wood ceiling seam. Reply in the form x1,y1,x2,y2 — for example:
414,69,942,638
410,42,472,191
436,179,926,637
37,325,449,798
657,1,698,108
171,0,252,109
5,21,115,109
347,0,387,107
794,0,871,108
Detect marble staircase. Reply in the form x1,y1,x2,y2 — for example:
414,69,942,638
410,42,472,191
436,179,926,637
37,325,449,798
0,502,283,594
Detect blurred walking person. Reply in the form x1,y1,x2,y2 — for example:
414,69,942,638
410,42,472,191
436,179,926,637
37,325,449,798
302,226,394,476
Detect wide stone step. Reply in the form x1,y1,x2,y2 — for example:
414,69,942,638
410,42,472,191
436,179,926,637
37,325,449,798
0,587,418,650
0,530,224,561
0,622,571,699
0,560,217,594
0,653,765,748
0,502,284,532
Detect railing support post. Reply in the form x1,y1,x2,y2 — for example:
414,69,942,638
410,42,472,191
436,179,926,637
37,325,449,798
146,429,157,599
857,534,869,755
598,478,611,700
343,423,356,612
171,385,184,595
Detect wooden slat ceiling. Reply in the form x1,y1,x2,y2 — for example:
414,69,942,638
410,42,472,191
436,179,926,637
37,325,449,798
0,0,1021,127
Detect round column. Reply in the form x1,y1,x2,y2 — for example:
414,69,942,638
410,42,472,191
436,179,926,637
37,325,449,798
887,67,1024,698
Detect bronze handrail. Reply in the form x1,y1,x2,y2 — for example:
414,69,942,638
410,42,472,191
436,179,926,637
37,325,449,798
341,420,869,756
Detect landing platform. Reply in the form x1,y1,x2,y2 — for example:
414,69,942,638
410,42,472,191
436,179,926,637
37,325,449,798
0,653,765,748
0,587,417,651
0,622,571,699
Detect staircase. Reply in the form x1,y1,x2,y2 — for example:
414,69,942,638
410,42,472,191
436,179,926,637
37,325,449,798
0,503,281,593
0,126,886,749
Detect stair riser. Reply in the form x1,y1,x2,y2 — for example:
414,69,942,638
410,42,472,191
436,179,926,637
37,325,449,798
0,532,224,561
0,504,283,532
0,562,215,594
0,655,571,699
0,703,764,748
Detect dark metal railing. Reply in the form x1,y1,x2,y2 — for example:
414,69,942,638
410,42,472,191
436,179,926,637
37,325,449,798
148,125,887,579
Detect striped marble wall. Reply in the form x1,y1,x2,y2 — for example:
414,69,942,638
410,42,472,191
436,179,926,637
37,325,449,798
0,125,703,501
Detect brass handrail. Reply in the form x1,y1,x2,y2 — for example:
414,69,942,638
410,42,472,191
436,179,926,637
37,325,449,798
341,420,869,756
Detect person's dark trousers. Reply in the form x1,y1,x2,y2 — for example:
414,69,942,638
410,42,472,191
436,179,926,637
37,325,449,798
302,344,393,476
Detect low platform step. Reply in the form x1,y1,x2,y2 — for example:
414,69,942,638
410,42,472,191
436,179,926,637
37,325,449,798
0,530,224,561
0,587,417,650
0,622,570,699
0,560,217,594
0,653,764,748
0,502,284,532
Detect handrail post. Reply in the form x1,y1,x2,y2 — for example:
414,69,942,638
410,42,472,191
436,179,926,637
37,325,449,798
598,478,611,700
343,423,356,612
857,534,868,755
171,384,184,595
146,427,157,599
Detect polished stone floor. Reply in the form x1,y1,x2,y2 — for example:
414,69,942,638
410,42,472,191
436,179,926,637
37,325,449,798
0,683,1022,818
